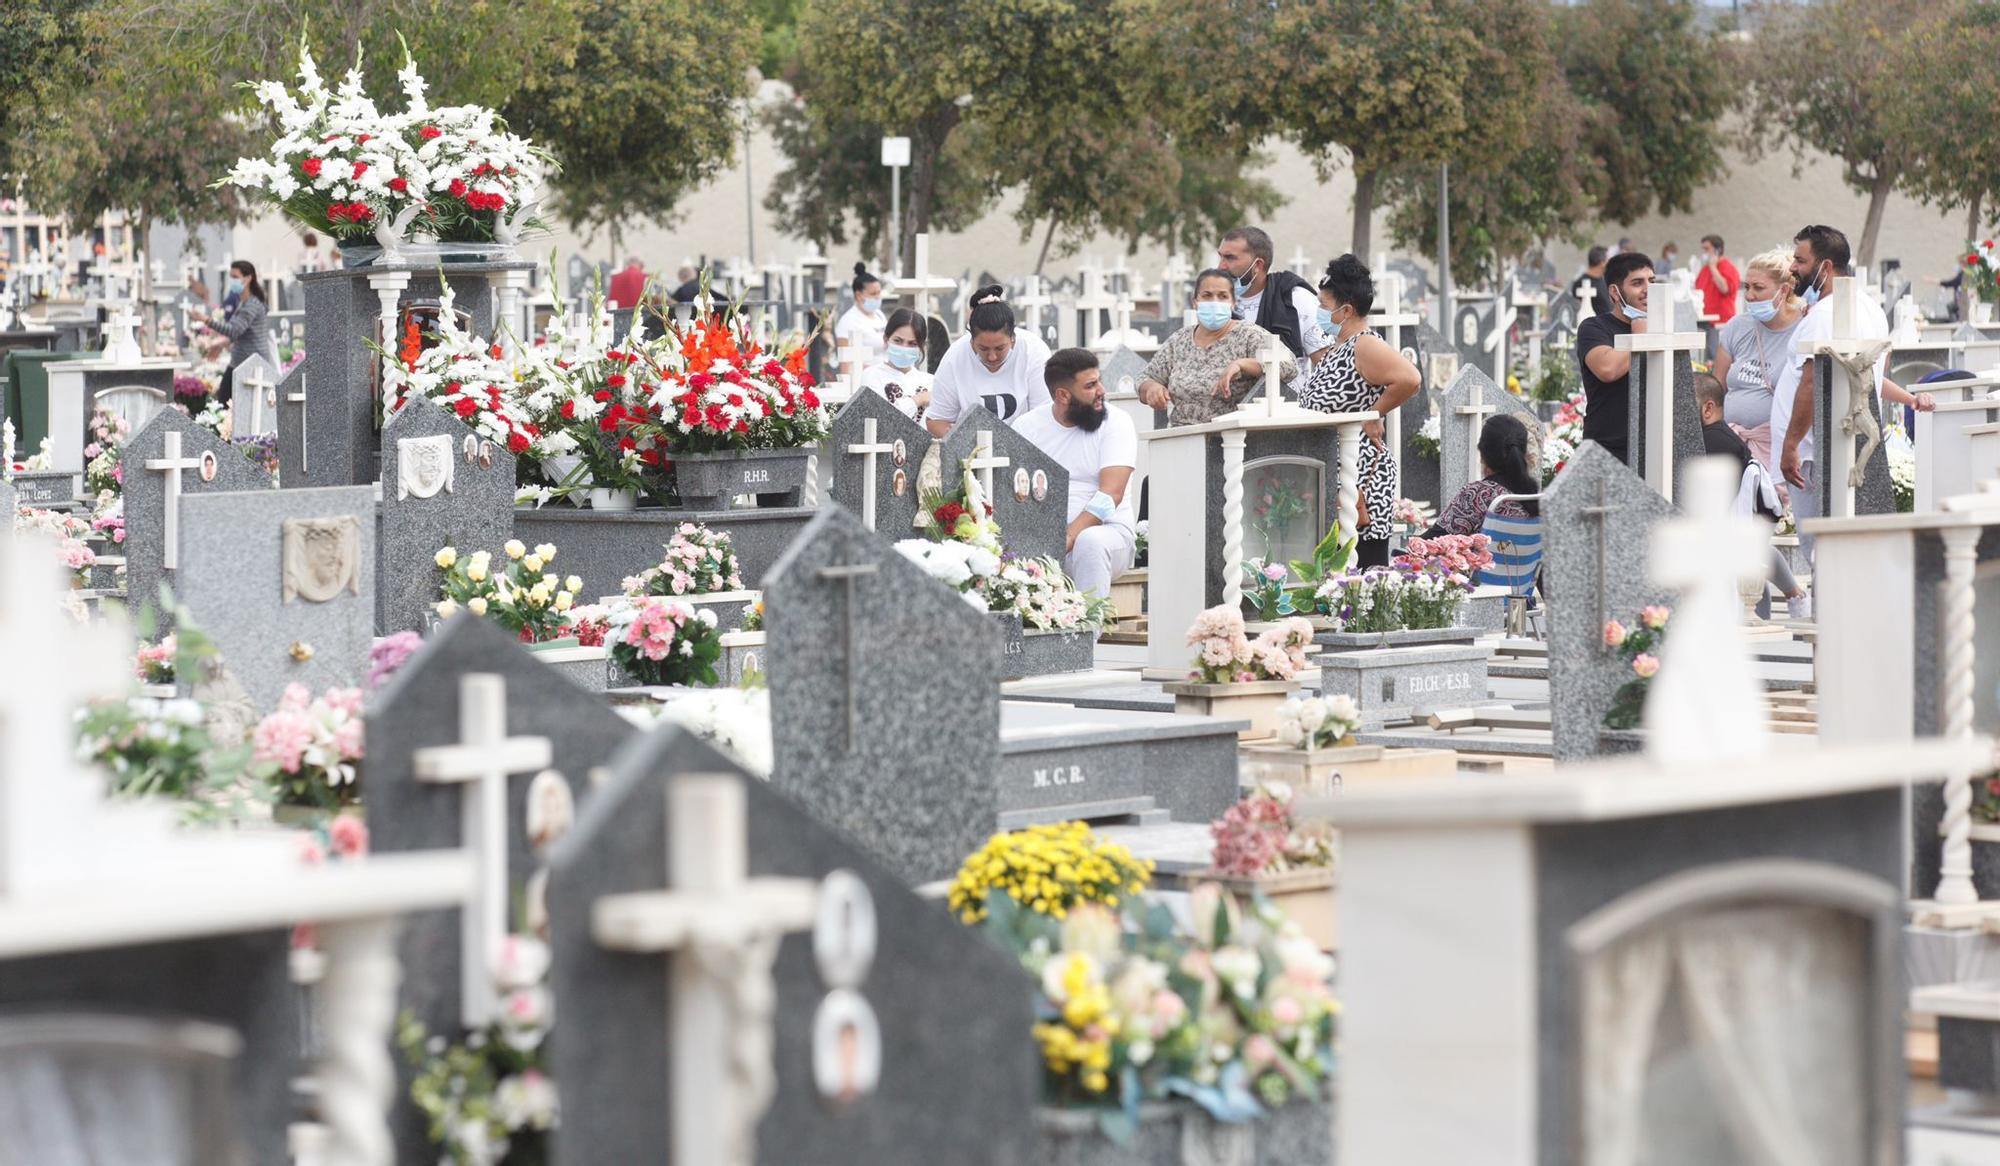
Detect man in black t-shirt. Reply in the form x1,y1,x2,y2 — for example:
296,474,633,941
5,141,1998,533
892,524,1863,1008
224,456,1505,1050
1568,245,1609,318
1575,251,1655,465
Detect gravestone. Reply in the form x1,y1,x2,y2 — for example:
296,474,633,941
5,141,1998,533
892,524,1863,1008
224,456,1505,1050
1204,429,1340,606
1451,299,1494,374
7,470,79,509
121,407,273,622
1808,350,1897,518
1400,323,1448,508
1542,441,1671,761
1436,365,1543,502
379,397,517,635
547,728,1036,1165
365,614,638,1163
939,405,1069,564
1623,339,1704,503
1098,346,1151,397
765,505,1004,884
829,390,931,536
226,352,280,440
176,485,374,712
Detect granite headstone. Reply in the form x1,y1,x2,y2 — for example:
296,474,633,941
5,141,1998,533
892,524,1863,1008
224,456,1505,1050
176,485,375,712
1436,365,1543,503
1098,346,1151,396
1624,348,1704,501
1542,441,1672,761
365,613,638,1162
765,505,1004,884
121,407,273,622
1451,299,1495,375
379,397,517,634
940,404,1070,565
1400,323,1449,508
829,390,931,536
547,727,1037,1165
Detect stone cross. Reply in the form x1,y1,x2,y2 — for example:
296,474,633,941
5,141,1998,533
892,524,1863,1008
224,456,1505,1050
1642,457,1771,765
591,774,818,1166
1580,475,1620,637
239,359,277,436
1368,258,1421,502
1805,276,1894,519
1613,279,1706,503
966,429,1011,506
818,558,880,751
1289,245,1313,276
844,417,896,532
1576,280,1600,319
287,373,310,476
900,233,955,322
1453,371,1498,489
412,673,554,1029
1016,274,1052,337
1511,277,1547,380
143,430,205,571
101,305,142,363
1075,265,1115,349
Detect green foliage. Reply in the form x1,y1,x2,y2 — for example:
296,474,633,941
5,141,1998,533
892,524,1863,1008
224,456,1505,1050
0,0,92,178
1885,0,2000,234
1286,523,1356,592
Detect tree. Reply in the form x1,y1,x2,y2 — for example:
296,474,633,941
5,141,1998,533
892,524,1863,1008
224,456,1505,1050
1887,0,2000,244
0,0,92,179
503,0,760,236
1556,0,1733,226
1745,0,1930,267
783,0,1124,273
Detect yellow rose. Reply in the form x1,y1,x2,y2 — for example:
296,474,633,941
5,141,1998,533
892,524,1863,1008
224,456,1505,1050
504,539,526,560
523,554,544,572
467,565,488,582
434,598,459,618
434,547,458,569
468,597,489,616
565,575,583,592
530,581,552,604
541,573,558,588
554,591,573,612
470,550,492,569
535,543,557,561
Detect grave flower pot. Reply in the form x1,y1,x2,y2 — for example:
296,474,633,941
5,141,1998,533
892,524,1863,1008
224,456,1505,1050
1200,867,1338,950
670,447,811,510
540,454,590,493
1161,679,1299,739
1032,1094,1334,1166
526,635,580,653
991,611,1098,679
1313,625,1479,653
1239,742,1375,794
586,487,638,511
1977,301,1996,326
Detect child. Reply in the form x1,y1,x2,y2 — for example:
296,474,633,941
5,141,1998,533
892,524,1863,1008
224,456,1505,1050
1698,372,1807,618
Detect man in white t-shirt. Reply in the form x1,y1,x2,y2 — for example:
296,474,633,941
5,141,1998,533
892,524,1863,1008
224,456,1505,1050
1012,348,1138,598
1774,224,1934,604
925,288,1051,436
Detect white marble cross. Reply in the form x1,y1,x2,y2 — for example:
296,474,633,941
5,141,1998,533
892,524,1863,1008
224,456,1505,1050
1368,259,1420,502
413,673,554,1029
1613,279,1706,503
1642,456,1771,765
143,430,205,571
287,372,310,477
1454,374,1497,479
844,417,895,532
592,774,818,1166
235,359,277,439
1576,280,1600,319
1289,245,1313,276
966,430,1010,505
101,306,142,363
1016,274,1052,337
1075,264,1115,348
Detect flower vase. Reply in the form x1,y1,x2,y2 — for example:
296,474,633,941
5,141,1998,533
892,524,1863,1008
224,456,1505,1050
541,454,591,496
1160,678,1299,739
1977,301,1996,326
586,487,638,511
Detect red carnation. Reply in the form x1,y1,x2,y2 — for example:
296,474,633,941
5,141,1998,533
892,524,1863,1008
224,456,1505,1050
301,157,323,178
388,177,409,193
352,161,369,180
453,398,478,419
560,400,577,420
727,393,744,407
420,125,442,140
593,390,613,403
357,133,371,145
689,373,715,390
446,381,463,394
681,407,702,428
640,449,662,466
618,437,637,452
448,178,468,198
606,373,627,389
733,419,749,433
598,416,617,433
802,390,821,409
507,432,530,454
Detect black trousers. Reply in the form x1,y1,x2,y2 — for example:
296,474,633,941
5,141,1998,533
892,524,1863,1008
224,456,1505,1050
1357,538,1390,569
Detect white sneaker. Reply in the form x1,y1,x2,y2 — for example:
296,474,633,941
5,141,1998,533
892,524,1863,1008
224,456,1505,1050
1790,594,1813,621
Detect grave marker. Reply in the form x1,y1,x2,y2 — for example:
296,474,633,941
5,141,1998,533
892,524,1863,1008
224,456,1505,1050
830,391,929,536
121,408,272,621
1436,365,1542,502
938,405,1070,564
1613,279,1705,502
227,352,279,439
378,397,517,635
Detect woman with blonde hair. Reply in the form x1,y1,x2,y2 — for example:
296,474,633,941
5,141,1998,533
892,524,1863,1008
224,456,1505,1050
1710,247,1805,473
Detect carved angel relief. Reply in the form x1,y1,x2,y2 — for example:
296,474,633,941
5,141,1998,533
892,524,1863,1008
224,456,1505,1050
397,434,456,500
282,516,363,603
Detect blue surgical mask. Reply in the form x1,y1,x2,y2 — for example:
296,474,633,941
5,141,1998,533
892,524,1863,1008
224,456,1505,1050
1315,306,1337,334
227,277,243,295
885,342,920,370
1195,301,1233,331
1745,296,1779,323
1800,263,1826,309
1232,259,1259,297
1621,300,1646,321
862,297,881,315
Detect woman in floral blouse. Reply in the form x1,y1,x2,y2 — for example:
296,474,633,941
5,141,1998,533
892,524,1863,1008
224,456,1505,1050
1423,414,1538,537
1136,269,1295,426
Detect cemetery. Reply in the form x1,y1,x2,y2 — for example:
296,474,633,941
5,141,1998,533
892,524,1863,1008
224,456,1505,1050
10,4,2000,1163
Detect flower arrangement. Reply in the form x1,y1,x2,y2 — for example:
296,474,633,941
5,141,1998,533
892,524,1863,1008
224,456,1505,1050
14,506,97,584
1889,430,1916,513
1134,519,1149,564
1242,559,1297,620
919,469,1002,550
515,278,670,495
135,635,178,685
1270,694,1363,752
383,284,541,452
1410,413,1440,460
565,604,612,648
621,522,743,598
1962,239,1999,306
234,433,282,479
1391,497,1435,530
1394,533,1494,579
224,41,553,246
1602,606,1671,730
366,631,425,691
75,695,217,799
990,555,1111,632
1314,567,1469,633
607,597,722,686
1210,784,1336,878
1544,391,1587,483
949,821,1154,924
82,406,130,505
434,541,584,644
91,510,126,548
173,373,214,406
740,598,765,632
398,934,558,1165
1183,607,1315,684
655,687,773,777
1527,354,1581,404
250,682,365,809
643,310,827,455
1250,471,1309,555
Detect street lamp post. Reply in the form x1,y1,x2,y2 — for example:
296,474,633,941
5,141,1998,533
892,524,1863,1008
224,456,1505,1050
882,136,910,276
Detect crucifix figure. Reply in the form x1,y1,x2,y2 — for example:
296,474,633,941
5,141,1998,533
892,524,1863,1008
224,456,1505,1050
591,774,818,1166
1643,456,1771,765
412,673,554,1028
144,430,206,571
965,430,1010,506
844,417,896,532
817,556,880,751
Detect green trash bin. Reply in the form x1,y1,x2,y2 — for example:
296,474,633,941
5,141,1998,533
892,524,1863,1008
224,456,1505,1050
3,350,90,452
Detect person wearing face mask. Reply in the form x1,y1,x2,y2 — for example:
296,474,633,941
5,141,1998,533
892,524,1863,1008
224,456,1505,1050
834,263,888,373
1577,251,1656,466
1013,348,1138,598
1693,234,1740,327
1710,248,1805,474
1134,269,1294,425
192,259,275,405
1215,227,1326,391
1299,254,1422,567
855,308,933,420
926,285,1051,437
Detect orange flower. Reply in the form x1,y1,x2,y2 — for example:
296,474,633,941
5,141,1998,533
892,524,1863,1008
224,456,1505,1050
399,315,423,371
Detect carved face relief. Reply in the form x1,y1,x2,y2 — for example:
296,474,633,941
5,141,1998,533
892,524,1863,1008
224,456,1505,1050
281,516,363,603
397,434,456,500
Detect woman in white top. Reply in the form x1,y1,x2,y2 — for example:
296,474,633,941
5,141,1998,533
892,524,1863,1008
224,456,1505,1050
833,263,887,372
855,308,932,420
925,285,1051,436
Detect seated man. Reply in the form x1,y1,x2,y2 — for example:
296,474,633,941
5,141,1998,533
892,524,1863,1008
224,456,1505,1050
1012,348,1137,598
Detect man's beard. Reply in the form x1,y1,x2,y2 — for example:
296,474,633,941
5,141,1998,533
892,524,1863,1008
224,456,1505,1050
1067,398,1108,432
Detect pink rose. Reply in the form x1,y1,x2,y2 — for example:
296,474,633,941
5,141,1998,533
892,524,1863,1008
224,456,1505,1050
1632,653,1660,679
328,815,370,857
1602,620,1626,648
